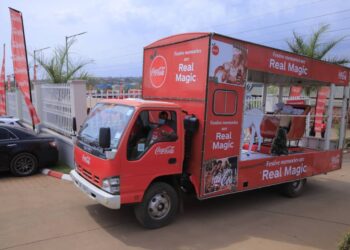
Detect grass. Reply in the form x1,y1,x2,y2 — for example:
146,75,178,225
49,162,72,174
339,233,350,250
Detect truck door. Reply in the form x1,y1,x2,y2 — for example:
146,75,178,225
120,109,183,203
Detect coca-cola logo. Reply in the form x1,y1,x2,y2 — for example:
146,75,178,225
212,44,219,56
338,71,347,81
331,155,340,165
82,154,91,165
155,146,175,155
150,55,167,88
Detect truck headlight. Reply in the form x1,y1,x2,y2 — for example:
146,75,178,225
102,176,120,195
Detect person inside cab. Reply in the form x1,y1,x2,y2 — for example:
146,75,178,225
128,110,177,160
148,111,176,145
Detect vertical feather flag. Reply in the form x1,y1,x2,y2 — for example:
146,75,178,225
9,8,40,125
0,44,6,115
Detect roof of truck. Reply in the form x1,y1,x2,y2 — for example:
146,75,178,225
143,32,349,86
144,32,210,49
100,98,182,109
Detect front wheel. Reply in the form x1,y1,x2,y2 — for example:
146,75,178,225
10,153,38,177
281,178,307,197
134,182,179,229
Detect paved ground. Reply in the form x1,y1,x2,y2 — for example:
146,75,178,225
1,156,350,250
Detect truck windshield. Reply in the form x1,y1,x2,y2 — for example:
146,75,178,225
79,103,134,149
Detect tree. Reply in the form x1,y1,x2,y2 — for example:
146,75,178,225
36,39,92,83
286,24,350,65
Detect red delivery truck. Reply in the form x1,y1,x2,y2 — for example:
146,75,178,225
70,33,350,229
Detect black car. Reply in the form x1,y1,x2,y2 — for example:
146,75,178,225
0,125,58,176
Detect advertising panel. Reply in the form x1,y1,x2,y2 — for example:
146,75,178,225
238,150,342,190
314,86,330,133
143,37,210,101
246,44,349,86
209,39,248,86
200,38,247,197
201,83,245,197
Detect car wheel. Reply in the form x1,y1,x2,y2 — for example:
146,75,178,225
134,182,179,229
281,178,307,197
10,153,38,177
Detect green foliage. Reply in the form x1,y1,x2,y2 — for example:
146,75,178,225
36,39,92,83
339,233,350,250
287,24,350,65
49,162,71,174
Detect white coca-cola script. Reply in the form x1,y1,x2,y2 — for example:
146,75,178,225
155,146,175,155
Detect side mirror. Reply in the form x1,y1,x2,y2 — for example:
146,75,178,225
99,127,111,149
72,117,77,134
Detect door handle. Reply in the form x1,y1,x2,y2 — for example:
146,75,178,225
168,158,177,164
7,144,17,147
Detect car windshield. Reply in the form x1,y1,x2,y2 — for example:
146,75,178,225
79,103,134,149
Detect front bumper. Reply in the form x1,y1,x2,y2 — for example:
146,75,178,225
70,170,120,209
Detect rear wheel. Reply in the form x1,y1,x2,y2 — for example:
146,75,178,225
10,153,38,177
281,178,307,197
134,182,179,229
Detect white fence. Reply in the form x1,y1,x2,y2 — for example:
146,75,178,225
6,92,17,117
40,83,72,136
6,81,84,137
5,82,142,137
86,89,142,108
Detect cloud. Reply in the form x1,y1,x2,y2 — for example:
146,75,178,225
0,0,349,77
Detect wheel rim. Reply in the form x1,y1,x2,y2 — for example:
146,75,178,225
13,155,35,175
291,180,302,191
147,191,171,220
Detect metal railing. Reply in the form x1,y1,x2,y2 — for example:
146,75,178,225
40,83,72,136
5,85,142,137
87,89,142,108
6,92,18,117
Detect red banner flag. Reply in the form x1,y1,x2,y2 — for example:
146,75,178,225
0,44,6,115
9,8,40,125
286,86,304,105
289,86,303,97
315,87,330,133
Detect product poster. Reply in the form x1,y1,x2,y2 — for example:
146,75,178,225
203,156,238,195
209,39,248,86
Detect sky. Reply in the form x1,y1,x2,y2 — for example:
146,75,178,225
0,0,350,78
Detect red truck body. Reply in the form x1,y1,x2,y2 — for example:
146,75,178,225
71,32,350,228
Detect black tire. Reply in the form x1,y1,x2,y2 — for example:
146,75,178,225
281,178,307,198
134,182,179,229
10,153,38,177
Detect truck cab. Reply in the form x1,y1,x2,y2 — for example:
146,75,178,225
71,98,187,227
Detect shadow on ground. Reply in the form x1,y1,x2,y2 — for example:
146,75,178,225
86,178,350,250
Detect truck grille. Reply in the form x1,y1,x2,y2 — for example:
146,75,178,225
77,165,100,185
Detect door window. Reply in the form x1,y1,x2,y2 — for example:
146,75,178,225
0,128,17,140
127,110,177,160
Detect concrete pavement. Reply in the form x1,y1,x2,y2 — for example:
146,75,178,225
1,155,350,250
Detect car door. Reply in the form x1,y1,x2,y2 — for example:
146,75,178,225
0,128,19,170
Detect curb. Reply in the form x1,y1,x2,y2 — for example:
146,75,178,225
41,168,72,181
